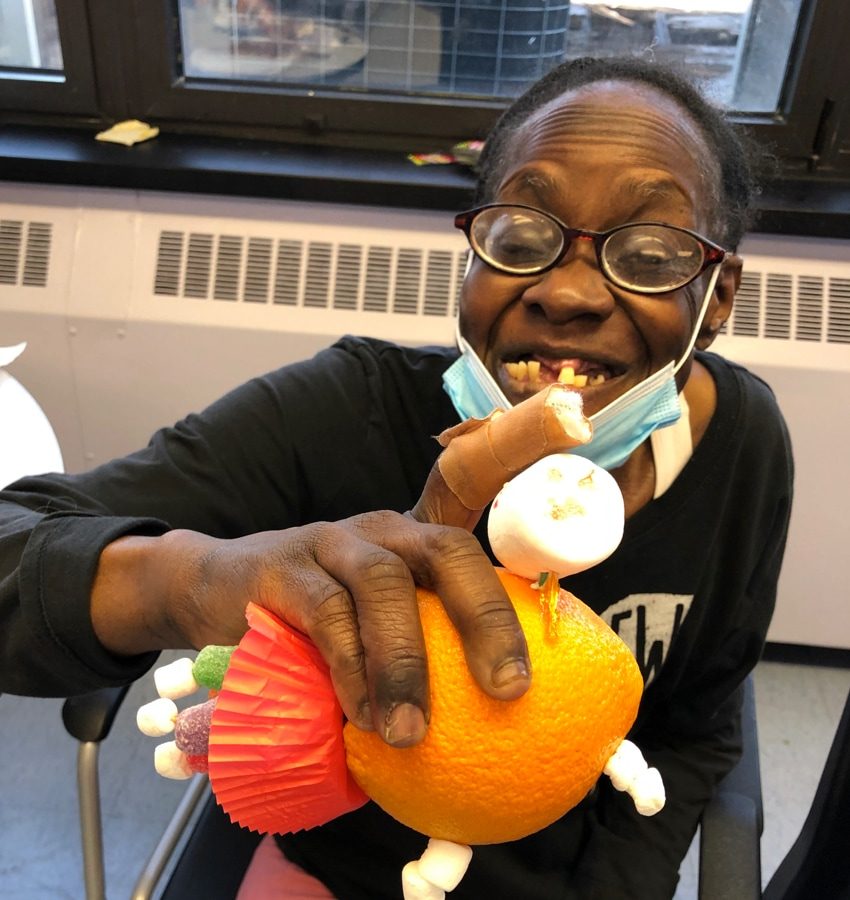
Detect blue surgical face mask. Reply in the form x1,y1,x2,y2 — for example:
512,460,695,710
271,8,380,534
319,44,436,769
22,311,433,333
442,265,722,471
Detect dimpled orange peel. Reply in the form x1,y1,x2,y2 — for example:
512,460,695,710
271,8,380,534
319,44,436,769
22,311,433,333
342,566,643,845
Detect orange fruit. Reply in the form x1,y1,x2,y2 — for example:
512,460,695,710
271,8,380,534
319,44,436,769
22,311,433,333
343,568,643,845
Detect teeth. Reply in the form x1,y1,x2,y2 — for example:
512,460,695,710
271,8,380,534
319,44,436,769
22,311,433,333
506,360,541,385
507,361,607,387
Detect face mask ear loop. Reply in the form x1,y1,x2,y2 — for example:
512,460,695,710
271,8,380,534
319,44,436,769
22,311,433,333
673,259,726,376
455,250,474,352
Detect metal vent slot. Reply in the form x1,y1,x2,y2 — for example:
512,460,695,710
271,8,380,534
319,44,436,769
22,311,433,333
795,276,824,342
22,222,51,287
363,246,392,312
304,242,332,308
423,250,453,316
213,235,243,301
0,219,23,285
334,244,361,310
453,251,467,317
732,270,761,336
393,248,422,315
149,230,475,319
244,237,273,303
828,278,850,344
764,273,791,339
154,231,184,296
184,234,213,298
274,240,302,306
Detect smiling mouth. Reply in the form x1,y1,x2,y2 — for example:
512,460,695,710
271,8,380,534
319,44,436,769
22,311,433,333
503,355,617,388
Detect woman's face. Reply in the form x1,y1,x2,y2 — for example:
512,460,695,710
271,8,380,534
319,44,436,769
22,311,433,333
459,80,723,416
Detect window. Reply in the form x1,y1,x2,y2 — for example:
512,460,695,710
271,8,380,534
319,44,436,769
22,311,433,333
0,0,96,112
1,1,848,190
174,0,801,112
0,0,63,72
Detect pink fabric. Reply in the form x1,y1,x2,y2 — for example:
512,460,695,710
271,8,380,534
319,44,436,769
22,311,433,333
237,835,337,899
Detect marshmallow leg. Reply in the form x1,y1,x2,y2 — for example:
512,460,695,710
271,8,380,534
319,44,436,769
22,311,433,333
402,863,445,900
402,840,472,900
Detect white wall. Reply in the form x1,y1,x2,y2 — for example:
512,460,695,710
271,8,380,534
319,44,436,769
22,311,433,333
1,182,848,649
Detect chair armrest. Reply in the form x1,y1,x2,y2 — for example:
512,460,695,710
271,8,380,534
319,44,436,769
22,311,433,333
697,675,762,900
698,790,761,900
62,685,131,743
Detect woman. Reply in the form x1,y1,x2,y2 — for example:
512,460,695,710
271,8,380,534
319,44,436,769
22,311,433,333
0,56,792,898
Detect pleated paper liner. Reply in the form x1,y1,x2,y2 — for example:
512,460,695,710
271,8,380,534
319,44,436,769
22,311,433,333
208,603,368,835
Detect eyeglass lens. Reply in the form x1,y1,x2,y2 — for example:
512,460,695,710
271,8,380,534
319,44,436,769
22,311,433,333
469,207,706,291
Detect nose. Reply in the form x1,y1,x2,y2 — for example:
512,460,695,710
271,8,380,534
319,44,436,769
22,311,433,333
520,237,617,324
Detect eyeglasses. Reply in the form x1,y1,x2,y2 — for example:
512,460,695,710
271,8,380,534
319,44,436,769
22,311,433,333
454,204,727,295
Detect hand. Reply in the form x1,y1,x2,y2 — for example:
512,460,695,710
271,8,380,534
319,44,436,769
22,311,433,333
92,385,589,747
93,512,530,748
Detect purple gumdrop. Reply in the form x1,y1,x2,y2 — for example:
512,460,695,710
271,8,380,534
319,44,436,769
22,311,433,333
174,697,216,756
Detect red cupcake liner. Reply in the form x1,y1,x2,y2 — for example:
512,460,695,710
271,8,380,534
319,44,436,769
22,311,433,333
208,603,368,834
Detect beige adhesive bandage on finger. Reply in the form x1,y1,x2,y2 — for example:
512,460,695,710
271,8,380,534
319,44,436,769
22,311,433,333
410,383,591,530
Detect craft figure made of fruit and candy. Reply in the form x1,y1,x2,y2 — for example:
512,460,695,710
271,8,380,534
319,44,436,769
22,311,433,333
137,384,664,900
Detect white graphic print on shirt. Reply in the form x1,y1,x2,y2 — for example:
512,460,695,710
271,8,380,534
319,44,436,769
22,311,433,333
600,594,694,686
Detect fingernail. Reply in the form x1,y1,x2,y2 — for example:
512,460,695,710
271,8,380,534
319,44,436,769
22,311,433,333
492,658,530,689
384,703,426,747
357,701,374,731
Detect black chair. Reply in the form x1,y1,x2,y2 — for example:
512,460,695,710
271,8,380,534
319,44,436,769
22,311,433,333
762,687,850,900
60,686,130,899
61,675,763,900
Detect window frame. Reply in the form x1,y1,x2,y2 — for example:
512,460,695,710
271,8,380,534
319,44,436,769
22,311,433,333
0,0,99,115
0,0,847,216
115,0,847,169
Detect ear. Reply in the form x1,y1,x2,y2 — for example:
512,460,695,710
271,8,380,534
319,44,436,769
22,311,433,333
696,254,743,350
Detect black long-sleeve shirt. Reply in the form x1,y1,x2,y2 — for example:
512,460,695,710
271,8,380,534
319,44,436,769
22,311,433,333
0,336,793,899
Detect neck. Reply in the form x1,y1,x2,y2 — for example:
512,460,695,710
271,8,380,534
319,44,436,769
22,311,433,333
610,442,656,518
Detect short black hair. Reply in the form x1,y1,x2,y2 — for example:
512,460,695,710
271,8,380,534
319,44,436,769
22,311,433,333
474,56,760,248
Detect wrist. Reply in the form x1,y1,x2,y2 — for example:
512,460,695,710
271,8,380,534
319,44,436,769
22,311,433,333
90,529,209,656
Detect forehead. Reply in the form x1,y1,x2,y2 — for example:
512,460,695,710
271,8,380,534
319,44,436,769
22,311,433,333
498,81,717,224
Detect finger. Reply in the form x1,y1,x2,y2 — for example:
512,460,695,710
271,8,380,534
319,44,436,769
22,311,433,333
353,513,532,703
306,524,429,748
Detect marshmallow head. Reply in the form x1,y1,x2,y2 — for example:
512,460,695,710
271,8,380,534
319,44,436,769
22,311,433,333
488,454,625,579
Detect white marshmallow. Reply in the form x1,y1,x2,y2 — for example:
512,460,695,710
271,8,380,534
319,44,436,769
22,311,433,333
603,740,666,816
632,767,666,816
488,454,624,579
418,840,473,891
603,739,648,792
154,741,193,780
401,861,445,900
136,697,179,736
153,657,199,699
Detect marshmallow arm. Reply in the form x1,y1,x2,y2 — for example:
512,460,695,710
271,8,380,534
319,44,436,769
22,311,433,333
603,739,666,816
410,384,591,530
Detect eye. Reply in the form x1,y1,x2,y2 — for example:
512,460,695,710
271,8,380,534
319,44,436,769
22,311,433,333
617,235,678,267
605,226,703,288
472,210,562,271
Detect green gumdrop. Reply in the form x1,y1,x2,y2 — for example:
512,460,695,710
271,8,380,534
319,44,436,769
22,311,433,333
192,645,236,691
